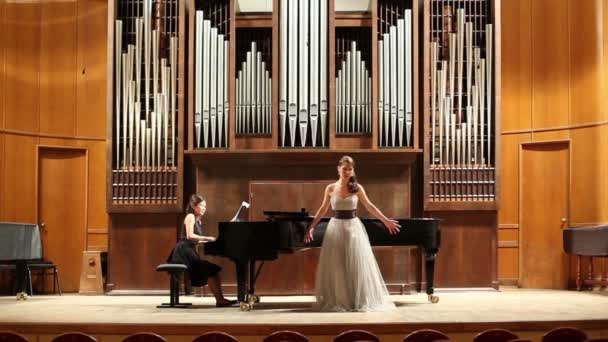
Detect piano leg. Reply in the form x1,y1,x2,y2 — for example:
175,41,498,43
235,259,247,302
424,252,440,303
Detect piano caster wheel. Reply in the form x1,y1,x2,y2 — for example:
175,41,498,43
247,294,260,304
428,294,439,303
240,302,253,311
16,292,28,301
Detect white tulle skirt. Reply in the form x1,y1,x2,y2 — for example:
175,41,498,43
314,217,395,312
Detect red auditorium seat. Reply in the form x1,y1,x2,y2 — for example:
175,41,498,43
51,332,96,342
334,330,380,342
0,331,29,342
586,339,608,342
541,327,587,342
122,332,167,342
263,331,308,342
192,332,238,342
473,328,519,342
403,329,450,342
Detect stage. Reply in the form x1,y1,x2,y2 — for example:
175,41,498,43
0,287,606,341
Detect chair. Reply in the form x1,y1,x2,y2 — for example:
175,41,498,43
586,339,608,342
0,331,29,342
473,329,519,342
508,340,533,342
192,332,238,342
403,329,450,342
26,224,61,295
156,263,191,308
122,332,167,342
51,332,96,342
27,261,61,295
334,330,379,342
541,327,587,342
263,331,308,342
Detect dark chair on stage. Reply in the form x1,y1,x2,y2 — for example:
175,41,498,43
473,328,519,342
541,327,587,342
156,263,192,308
263,331,308,342
192,332,238,342
51,332,97,342
0,331,29,342
26,258,61,295
403,329,450,342
123,332,167,342
334,330,379,342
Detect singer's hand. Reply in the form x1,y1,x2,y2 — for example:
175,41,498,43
383,219,401,234
303,227,314,243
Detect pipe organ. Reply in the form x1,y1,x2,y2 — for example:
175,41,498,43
236,35,273,136
335,30,372,135
194,9,230,148
425,0,497,207
110,0,181,208
279,0,329,148
377,8,413,147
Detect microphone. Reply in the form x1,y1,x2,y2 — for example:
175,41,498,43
230,201,250,222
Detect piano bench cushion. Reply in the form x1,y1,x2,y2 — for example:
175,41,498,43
156,264,188,274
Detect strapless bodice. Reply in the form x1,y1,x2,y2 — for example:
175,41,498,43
330,193,358,210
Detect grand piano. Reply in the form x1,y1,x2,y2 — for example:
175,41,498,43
205,211,441,310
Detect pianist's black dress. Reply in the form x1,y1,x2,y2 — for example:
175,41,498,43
166,219,221,286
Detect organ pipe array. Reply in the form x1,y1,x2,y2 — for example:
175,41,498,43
279,0,328,148
194,11,230,148
236,42,272,135
112,0,178,203
378,10,413,147
428,1,495,201
336,41,372,134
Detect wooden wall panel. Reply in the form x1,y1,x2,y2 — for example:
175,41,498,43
0,1,5,129
108,214,180,290
531,0,569,129
570,126,603,224
87,233,108,252
84,141,108,234
601,124,608,222
531,130,569,142
2,134,37,223
569,0,604,125
0,134,4,219
4,1,40,132
76,0,107,138
39,1,77,136
498,247,518,280
498,133,530,224
431,211,497,288
500,0,532,131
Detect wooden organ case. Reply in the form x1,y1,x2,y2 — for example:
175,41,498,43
106,0,500,292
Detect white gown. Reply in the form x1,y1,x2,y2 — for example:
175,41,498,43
313,193,395,312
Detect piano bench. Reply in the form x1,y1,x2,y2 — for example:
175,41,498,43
156,264,192,308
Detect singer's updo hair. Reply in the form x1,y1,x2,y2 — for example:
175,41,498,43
186,194,206,214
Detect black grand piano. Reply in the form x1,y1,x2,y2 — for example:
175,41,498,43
205,211,441,310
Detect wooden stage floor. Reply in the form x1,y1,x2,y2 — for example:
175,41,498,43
0,287,607,341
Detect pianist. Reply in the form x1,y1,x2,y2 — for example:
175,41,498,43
166,194,238,307
304,156,400,312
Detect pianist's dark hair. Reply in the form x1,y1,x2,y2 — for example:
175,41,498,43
186,194,206,214
338,156,359,193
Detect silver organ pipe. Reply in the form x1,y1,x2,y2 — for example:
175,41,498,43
336,41,371,135
113,1,180,203
194,13,229,148
378,10,413,147
281,0,328,147
429,4,495,204
236,41,273,136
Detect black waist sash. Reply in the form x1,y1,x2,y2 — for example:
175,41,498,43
333,210,357,219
